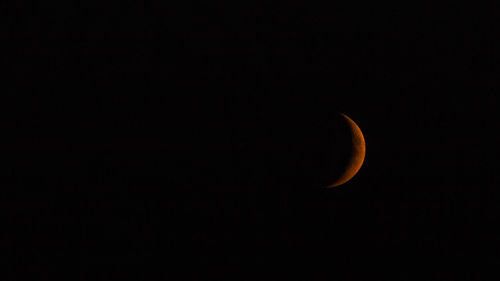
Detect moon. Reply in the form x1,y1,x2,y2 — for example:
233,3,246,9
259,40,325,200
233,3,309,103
326,113,366,188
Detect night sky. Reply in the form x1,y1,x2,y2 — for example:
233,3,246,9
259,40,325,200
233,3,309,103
1,2,498,280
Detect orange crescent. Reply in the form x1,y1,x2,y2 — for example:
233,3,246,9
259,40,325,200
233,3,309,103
327,113,366,188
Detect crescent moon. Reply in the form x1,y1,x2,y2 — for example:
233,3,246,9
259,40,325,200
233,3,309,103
327,113,366,188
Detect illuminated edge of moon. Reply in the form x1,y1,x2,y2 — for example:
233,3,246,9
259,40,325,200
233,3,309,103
326,113,366,188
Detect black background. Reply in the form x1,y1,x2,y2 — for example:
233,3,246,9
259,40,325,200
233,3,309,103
1,1,498,280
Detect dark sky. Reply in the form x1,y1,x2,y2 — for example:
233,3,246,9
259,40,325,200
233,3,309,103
1,2,498,280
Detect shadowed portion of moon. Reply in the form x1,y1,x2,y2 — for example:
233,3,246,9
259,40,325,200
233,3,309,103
275,111,366,190
233,106,365,191
326,113,366,188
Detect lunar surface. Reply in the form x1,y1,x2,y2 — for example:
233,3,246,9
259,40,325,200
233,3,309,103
327,113,366,188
